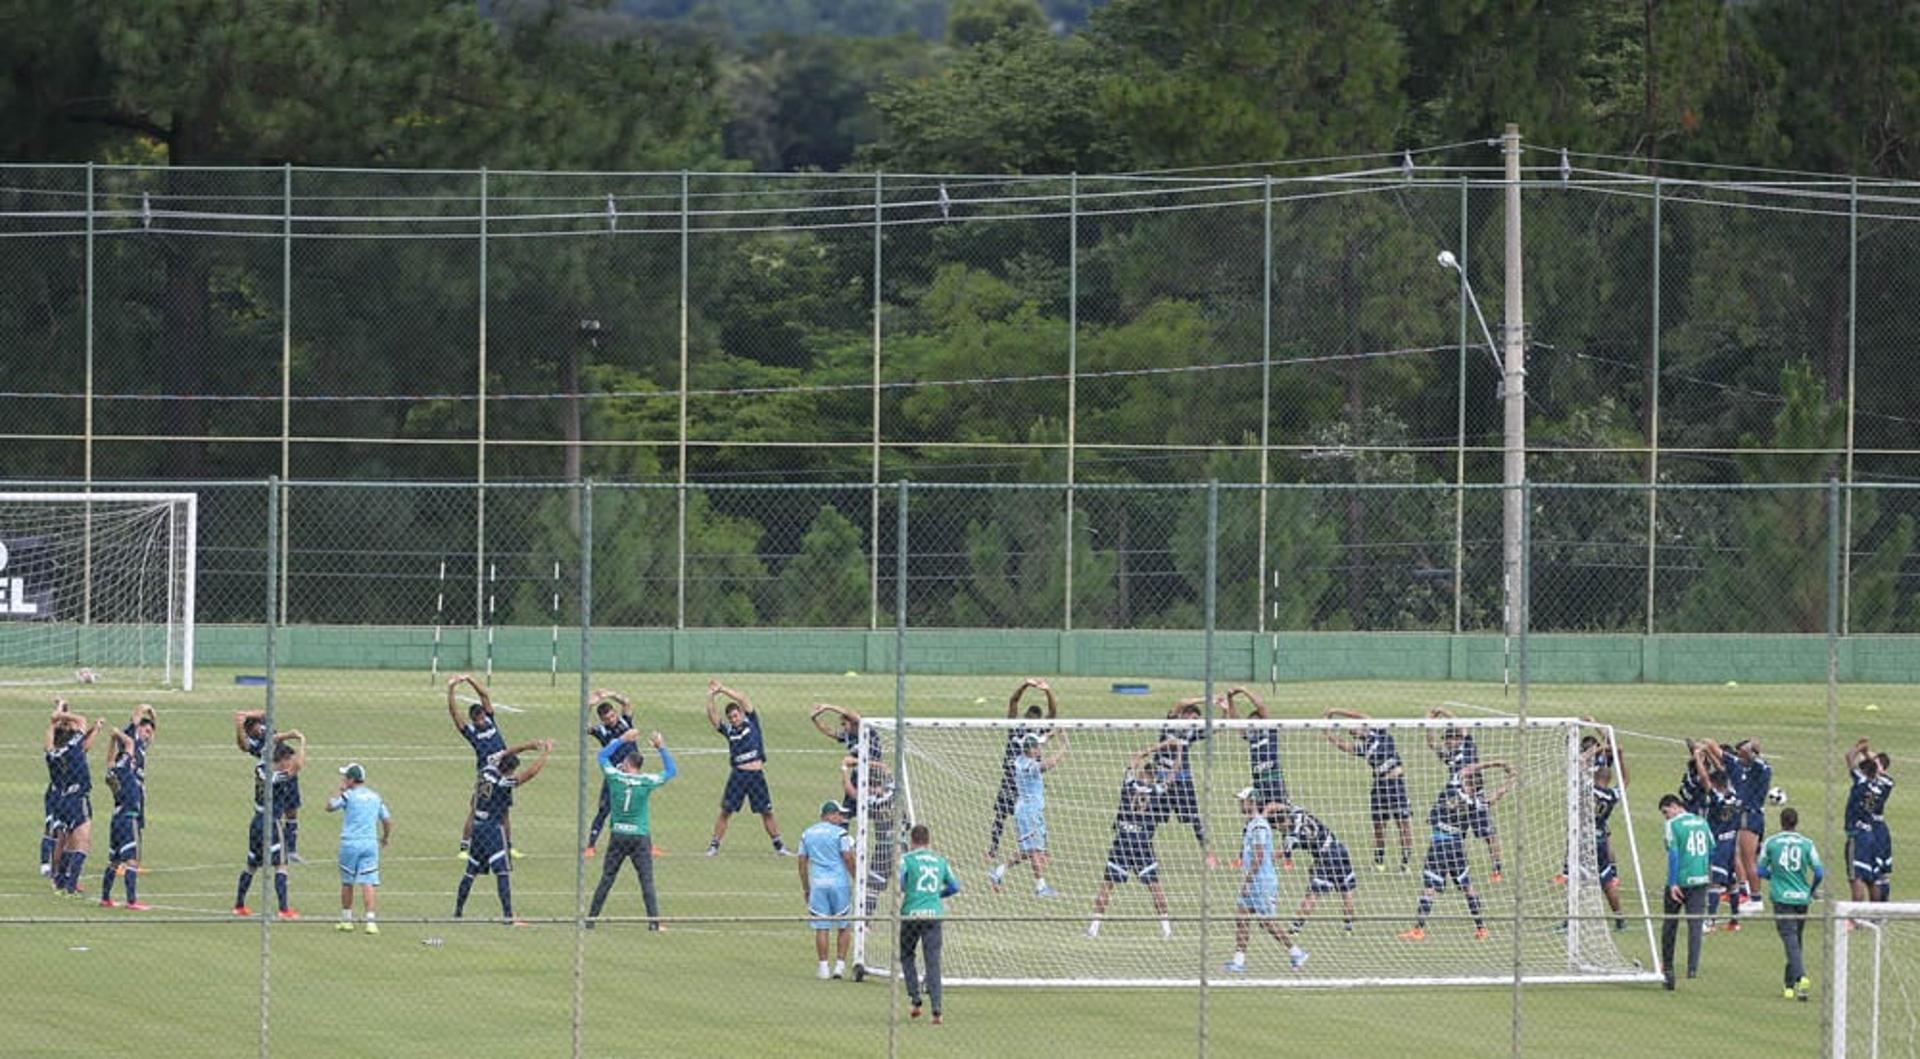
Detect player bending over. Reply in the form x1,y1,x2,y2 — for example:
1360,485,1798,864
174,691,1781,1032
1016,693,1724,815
1400,761,1515,942
705,680,790,856
988,731,1070,897
987,678,1057,863
1426,707,1504,881
1729,738,1773,911
446,675,516,861
1325,709,1412,872
99,717,155,909
1088,749,1173,940
1222,789,1307,973
799,800,857,979
1152,698,1217,869
235,732,305,918
1846,739,1895,904
1693,740,1748,930
455,739,552,925
583,689,635,857
1274,801,1357,936
45,705,105,895
237,709,306,863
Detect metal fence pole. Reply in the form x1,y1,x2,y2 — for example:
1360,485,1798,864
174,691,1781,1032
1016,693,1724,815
259,476,282,1059
677,172,690,630
1645,179,1662,635
571,481,593,1059
1064,174,1079,631
1196,481,1219,1057
1842,178,1859,634
1822,475,1841,1051
1257,176,1273,635
870,173,884,631
82,162,94,626
1452,175,1468,634
889,479,909,1059
476,168,489,634
1500,126,1526,653
279,164,293,626
1511,479,1531,1059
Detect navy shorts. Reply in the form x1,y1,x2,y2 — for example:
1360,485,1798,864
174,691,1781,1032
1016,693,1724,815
246,815,286,869
1852,828,1889,884
1740,808,1766,837
1104,833,1160,885
468,822,510,876
49,793,91,833
1310,843,1357,894
109,813,141,864
1596,836,1618,887
1422,837,1471,891
721,770,773,814
1710,835,1737,885
1370,776,1410,822
1252,771,1290,806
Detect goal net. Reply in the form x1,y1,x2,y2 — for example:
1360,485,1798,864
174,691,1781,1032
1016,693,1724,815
852,715,1657,987
1833,902,1920,1058
0,492,196,690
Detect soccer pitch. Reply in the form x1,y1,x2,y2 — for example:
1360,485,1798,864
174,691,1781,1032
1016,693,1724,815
2,669,1904,1057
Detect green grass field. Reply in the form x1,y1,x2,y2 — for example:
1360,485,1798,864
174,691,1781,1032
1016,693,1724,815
2,668,1908,1057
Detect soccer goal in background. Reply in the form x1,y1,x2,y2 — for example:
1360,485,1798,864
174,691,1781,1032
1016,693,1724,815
852,715,1658,988
1832,902,1920,1058
0,492,196,690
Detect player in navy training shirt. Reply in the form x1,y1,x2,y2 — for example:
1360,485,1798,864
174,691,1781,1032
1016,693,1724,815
447,675,521,860
705,680,790,856
1692,741,1748,928
583,689,635,857
1087,749,1174,940
1846,739,1896,904
1151,698,1217,869
1730,738,1773,908
1325,709,1413,872
1401,761,1515,941
38,698,83,879
456,739,552,924
235,732,305,918
812,702,883,772
988,679,1057,863
1274,801,1357,936
45,707,106,894
100,718,155,909
1427,707,1505,882
235,708,306,862
1224,686,1288,811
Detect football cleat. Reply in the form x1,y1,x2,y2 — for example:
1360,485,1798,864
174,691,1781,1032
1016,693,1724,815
1398,927,1426,941
364,922,380,935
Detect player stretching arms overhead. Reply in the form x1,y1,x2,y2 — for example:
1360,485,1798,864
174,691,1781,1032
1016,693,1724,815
1223,686,1287,815
446,675,515,861
46,705,105,895
1693,740,1748,930
39,698,76,879
1274,801,1357,936
1221,790,1308,973
235,732,305,919
812,702,882,774
1729,738,1773,912
237,709,305,863
988,679,1057,864
843,761,899,918
455,739,552,925
1400,761,1515,942
1087,749,1173,940
988,731,1069,897
1325,709,1412,872
705,680,790,857
1152,698,1217,869
1426,707,1504,881
99,716,156,909
1846,739,1895,904
583,689,634,858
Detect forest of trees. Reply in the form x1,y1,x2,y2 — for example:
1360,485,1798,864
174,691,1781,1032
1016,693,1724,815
4,0,1918,633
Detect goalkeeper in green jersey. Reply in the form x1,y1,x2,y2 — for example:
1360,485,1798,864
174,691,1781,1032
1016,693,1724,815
1757,807,1824,1002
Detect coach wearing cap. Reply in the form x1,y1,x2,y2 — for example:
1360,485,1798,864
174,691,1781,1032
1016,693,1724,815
326,763,392,934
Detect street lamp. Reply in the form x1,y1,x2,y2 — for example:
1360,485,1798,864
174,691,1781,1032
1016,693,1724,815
1436,251,1504,373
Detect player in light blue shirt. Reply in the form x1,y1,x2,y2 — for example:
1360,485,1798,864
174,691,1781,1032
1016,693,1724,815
799,800,857,979
1223,789,1307,973
988,731,1070,897
326,763,393,933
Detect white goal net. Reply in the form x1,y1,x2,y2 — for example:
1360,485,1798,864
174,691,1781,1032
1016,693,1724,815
1833,902,1920,1058
853,715,1657,987
0,492,196,690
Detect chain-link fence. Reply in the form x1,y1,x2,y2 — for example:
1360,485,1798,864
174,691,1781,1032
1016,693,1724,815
2,478,1911,1055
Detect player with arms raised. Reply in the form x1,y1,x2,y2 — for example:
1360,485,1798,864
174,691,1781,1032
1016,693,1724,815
705,680,790,857
1693,740,1748,930
1426,707,1504,881
45,705,105,896
1152,698,1217,869
447,675,516,861
583,689,634,858
1222,789,1308,973
1846,739,1894,904
987,678,1056,865
1274,801,1357,936
587,728,675,930
988,730,1070,897
1325,709,1412,872
99,716,155,909
236,708,306,863
812,702,881,775
1087,748,1173,940
1224,687,1287,827
1400,761,1514,942
1730,738,1773,912
455,739,551,925
843,761,898,917
235,732,305,918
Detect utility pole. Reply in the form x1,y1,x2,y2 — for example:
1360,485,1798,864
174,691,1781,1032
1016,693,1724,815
1502,125,1526,646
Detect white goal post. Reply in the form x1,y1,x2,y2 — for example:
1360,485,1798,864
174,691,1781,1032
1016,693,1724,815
852,715,1658,988
0,492,196,691
1832,901,1920,1058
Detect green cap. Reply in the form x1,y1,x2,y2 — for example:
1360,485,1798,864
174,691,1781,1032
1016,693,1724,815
339,763,366,783
820,800,845,816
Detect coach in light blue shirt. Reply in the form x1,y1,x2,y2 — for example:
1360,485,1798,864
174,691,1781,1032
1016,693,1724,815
326,763,392,933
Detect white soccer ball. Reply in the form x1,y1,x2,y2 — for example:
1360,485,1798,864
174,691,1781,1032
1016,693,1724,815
75,668,98,685
1767,786,1788,805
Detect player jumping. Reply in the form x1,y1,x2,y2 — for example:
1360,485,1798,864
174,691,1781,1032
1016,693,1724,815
1087,748,1173,940
705,680,790,857
1325,709,1412,872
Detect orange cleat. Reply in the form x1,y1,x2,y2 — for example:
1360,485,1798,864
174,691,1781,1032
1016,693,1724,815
583,846,597,859
233,906,253,917
1398,927,1426,942
277,909,301,921
126,902,152,911
1474,927,1490,941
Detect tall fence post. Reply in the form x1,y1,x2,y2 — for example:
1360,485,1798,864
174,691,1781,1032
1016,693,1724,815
476,168,489,636
677,171,690,630
1645,178,1662,634
1500,125,1526,654
1195,480,1219,1057
1842,177,1859,634
1510,478,1531,1059
1822,475,1841,1050
870,172,884,631
279,164,293,626
1257,175,1273,635
1452,174,1468,634
1064,174,1079,631
571,480,593,1059
889,479,909,1059
82,162,95,625
259,476,282,1059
